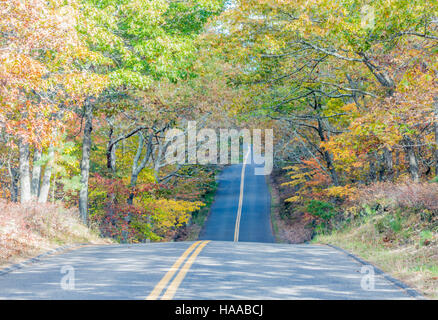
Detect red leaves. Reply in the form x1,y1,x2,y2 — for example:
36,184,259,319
88,174,162,242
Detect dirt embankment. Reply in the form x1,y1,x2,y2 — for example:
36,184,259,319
268,169,313,244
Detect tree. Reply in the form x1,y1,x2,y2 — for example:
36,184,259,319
74,0,224,223
207,0,437,203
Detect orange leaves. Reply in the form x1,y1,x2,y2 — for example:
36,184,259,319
283,158,332,203
0,0,109,148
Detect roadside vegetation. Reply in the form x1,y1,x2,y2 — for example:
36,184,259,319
177,171,219,241
315,182,438,298
0,0,236,260
0,201,109,268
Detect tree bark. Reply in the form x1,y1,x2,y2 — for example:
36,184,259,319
31,148,42,198
79,102,93,224
19,140,31,203
395,149,400,179
405,138,420,182
128,131,154,205
316,118,339,186
369,152,377,183
38,146,54,203
106,125,117,173
434,96,438,176
7,159,19,202
383,147,394,181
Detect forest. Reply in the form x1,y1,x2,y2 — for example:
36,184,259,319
1,1,437,292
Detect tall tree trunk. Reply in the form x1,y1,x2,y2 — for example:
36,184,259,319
153,141,164,182
106,125,117,220
38,146,54,203
369,152,377,183
382,147,394,181
7,159,19,202
405,138,420,182
19,140,31,203
128,131,154,205
377,152,385,182
434,96,438,176
106,126,117,173
31,149,42,198
317,117,339,186
79,102,93,224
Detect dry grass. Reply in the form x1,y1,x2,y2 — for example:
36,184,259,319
316,222,438,299
315,182,438,299
0,201,111,268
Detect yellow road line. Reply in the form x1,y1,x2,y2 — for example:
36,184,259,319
146,241,201,300
234,146,251,242
161,240,210,300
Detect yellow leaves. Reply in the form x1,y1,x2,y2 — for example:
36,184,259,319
60,72,109,98
324,185,357,200
281,166,309,187
149,198,204,230
281,177,306,187
285,195,301,203
341,102,356,113
0,52,46,83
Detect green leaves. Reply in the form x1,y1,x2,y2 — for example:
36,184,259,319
79,0,224,86
108,69,153,91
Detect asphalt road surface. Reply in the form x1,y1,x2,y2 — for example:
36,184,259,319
0,150,417,299
199,149,274,242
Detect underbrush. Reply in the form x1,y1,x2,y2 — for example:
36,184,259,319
0,201,110,267
175,178,219,241
314,182,438,299
269,169,314,243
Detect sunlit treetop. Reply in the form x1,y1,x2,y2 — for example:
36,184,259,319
78,0,225,89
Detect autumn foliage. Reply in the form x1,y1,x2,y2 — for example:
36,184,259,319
0,0,226,245
206,0,438,229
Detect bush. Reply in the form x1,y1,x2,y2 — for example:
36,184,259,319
88,174,204,242
306,200,336,221
306,200,337,233
359,182,438,214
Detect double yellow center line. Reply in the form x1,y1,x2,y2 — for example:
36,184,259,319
146,240,210,300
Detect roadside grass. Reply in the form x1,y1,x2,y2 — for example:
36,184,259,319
314,210,438,299
0,201,111,268
266,175,283,243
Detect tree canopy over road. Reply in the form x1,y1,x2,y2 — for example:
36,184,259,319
1,0,437,246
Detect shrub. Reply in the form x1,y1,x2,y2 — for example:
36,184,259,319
306,200,336,221
359,182,438,214
306,200,337,233
88,174,204,242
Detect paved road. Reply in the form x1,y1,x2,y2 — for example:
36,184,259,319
199,149,274,242
0,151,417,299
0,242,413,299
